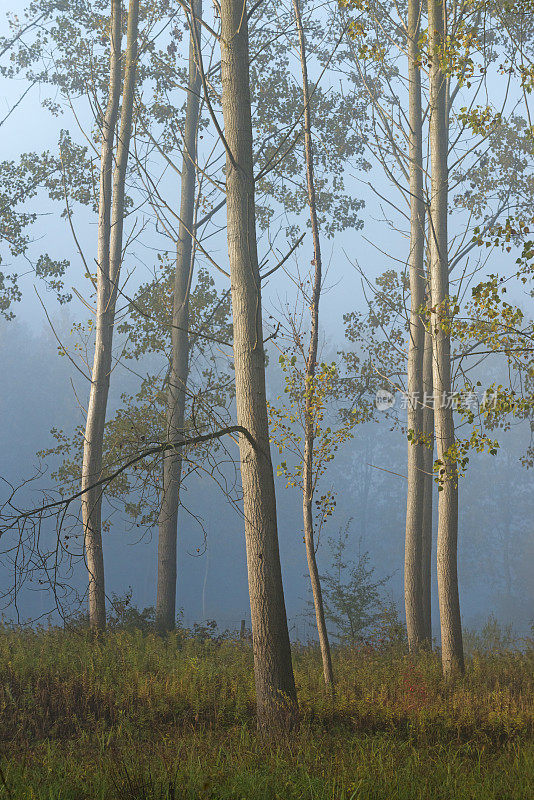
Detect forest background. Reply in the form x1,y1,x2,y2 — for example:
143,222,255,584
0,0,531,640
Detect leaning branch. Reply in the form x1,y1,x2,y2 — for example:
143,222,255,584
3,426,255,523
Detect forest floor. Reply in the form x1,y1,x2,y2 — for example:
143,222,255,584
0,622,532,799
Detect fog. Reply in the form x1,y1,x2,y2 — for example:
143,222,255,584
1,313,531,636
0,0,532,642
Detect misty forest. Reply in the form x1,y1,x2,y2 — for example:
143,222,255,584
0,0,533,797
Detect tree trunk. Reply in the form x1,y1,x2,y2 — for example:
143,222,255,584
81,0,139,632
404,0,427,652
155,0,202,634
292,0,334,692
219,0,297,726
428,0,464,675
421,320,434,643
81,0,121,632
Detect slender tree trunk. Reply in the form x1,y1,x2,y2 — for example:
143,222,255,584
421,320,434,643
219,0,297,727
81,0,121,632
428,0,464,675
292,0,334,692
81,0,139,632
404,0,427,651
155,0,202,634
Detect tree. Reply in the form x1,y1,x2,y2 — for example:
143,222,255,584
2,0,367,634
270,352,372,681
404,0,428,651
428,0,464,675
155,0,203,634
81,0,139,632
320,522,392,645
0,0,84,321
39,267,233,537
421,310,434,642
339,0,533,671
219,0,297,726
290,0,334,691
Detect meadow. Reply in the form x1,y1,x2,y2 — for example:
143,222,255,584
0,617,532,800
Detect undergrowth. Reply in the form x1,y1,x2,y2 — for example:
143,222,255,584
0,618,532,799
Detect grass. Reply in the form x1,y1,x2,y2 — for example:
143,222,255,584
0,621,532,799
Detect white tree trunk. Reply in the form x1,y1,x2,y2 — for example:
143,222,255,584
81,0,139,632
428,0,464,675
220,0,297,726
155,0,202,634
421,321,434,643
404,0,427,651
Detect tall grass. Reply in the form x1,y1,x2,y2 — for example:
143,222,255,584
0,620,532,799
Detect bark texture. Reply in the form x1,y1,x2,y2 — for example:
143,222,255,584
404,0,427,651
81,0,139,632
155,0,202,634
428,0,464,675
219,0,297,726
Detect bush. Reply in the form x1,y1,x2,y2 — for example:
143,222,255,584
319,521,394,644
463,614,517,657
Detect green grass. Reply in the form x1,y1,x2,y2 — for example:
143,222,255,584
0,624,532,799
